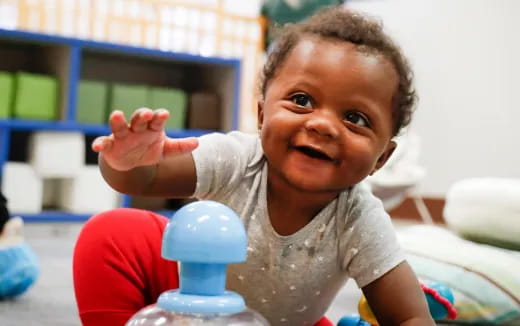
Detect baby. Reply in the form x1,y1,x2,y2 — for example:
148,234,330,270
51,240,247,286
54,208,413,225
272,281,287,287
74,6,434,326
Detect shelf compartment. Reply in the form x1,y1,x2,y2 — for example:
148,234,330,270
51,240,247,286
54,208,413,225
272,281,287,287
80,48,239,131
0,35,75,121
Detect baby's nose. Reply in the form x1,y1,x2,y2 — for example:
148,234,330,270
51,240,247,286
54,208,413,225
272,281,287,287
304,112,340,139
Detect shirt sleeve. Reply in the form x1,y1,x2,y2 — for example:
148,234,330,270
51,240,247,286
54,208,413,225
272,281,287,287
191,131,263,201
342,182,406,288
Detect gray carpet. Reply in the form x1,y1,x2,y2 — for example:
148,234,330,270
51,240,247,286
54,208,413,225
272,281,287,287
0,222,361,326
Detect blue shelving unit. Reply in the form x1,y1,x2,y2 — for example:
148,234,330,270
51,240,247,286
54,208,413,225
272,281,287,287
0,28,242,222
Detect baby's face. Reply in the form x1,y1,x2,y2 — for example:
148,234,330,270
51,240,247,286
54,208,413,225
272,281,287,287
258,37,398,194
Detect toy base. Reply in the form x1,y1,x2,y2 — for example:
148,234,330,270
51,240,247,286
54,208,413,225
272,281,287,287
157,289,245,315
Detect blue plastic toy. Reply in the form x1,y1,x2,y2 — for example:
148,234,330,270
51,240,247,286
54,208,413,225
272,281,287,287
126,200,269,325
337,314,370,326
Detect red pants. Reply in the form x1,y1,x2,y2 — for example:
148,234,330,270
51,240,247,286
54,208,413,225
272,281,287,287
73,208,333,326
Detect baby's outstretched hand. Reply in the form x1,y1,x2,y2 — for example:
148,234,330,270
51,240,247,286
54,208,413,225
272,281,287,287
92,108,198,171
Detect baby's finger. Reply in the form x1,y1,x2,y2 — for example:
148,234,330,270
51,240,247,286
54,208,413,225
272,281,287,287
163,137,199,154
109,110,130,139
91,136,113,152
130,108,153,133
148,109,170,131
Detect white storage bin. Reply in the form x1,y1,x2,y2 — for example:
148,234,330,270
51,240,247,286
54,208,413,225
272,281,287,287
59,165,120,214
1,162,43,214
29,131,85,178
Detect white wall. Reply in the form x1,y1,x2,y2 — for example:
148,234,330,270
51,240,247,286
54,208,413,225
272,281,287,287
347,0,520,197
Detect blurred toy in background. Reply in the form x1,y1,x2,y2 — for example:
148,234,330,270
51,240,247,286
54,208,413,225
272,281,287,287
419,282,457,320
0,191,39,299
261,0,344,50
338,281,457,326
365,130,436,225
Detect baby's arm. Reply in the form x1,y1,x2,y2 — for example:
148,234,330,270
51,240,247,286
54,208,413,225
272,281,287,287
361,261,434,326
93,108,199,197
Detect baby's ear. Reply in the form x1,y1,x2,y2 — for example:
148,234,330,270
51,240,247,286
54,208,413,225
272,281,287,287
257,101,264,130
371,141,397,175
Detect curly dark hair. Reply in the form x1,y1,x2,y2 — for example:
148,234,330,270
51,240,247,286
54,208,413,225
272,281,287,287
260,6,417,136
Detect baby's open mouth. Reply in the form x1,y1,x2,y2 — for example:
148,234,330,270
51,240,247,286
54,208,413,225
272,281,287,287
294,146,333,161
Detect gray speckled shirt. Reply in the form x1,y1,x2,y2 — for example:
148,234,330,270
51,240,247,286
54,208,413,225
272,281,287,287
192,131,405,325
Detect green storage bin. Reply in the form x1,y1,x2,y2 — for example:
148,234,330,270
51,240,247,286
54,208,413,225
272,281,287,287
109,83,149,120
0,72,14,118
149,87,187,130
13,72,58,120
76,80,109,124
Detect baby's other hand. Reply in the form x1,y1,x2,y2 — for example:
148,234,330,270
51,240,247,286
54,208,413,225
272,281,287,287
92,108,198,171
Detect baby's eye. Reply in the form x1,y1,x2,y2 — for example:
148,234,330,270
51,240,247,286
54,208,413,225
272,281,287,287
290,94,313,108
344,111,370,127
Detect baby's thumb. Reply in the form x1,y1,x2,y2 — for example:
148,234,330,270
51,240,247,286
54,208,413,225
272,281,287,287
163,137,199,155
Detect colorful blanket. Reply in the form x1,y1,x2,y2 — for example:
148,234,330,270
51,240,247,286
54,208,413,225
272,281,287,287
397,225,520,325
